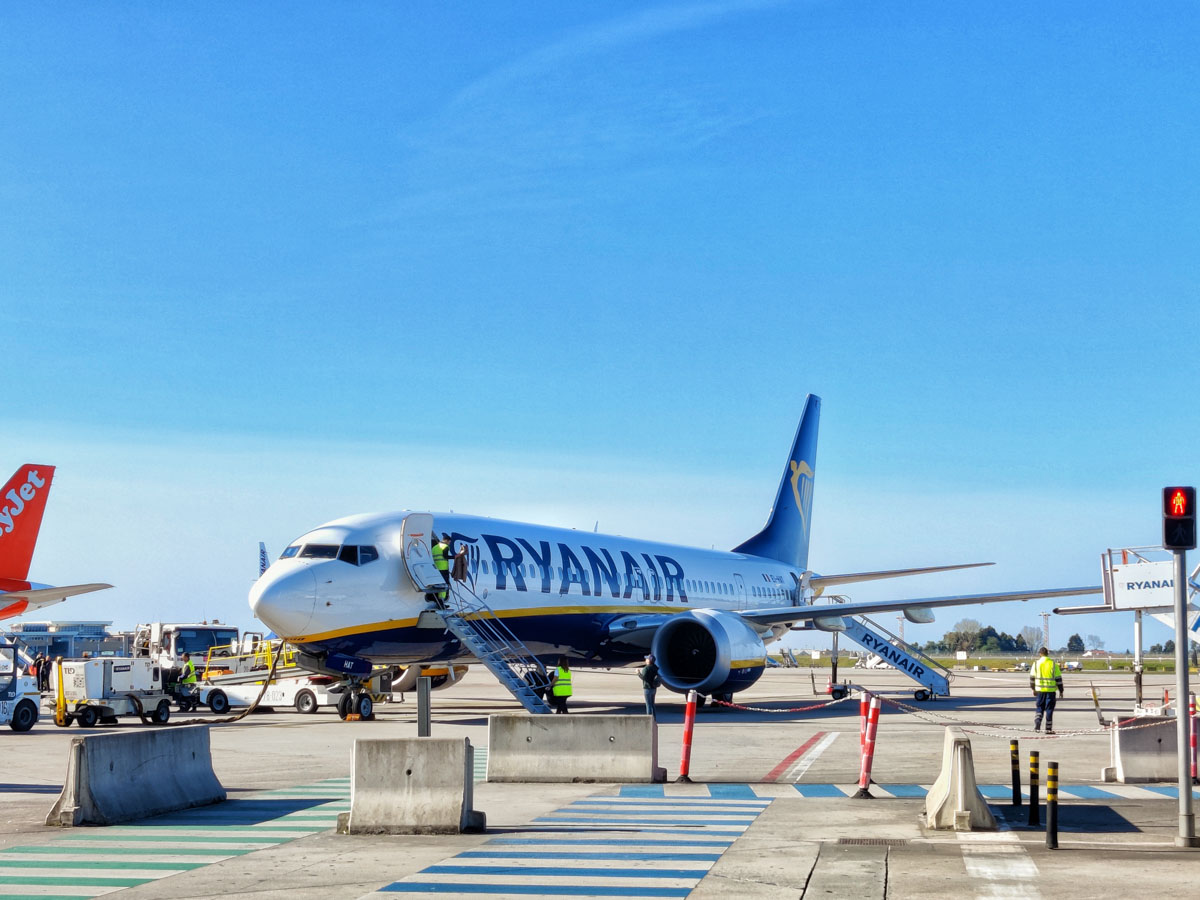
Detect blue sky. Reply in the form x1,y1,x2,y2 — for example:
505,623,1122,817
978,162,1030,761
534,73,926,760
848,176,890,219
3,2,1197,652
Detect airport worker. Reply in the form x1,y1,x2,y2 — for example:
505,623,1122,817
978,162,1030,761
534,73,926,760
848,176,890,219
1030,646,1064,733
638,653,660,718
181,652,197,688
550,656,572,714
431,534,451,600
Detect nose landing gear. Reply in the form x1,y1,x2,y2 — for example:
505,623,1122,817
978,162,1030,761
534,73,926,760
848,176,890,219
336,682,375,721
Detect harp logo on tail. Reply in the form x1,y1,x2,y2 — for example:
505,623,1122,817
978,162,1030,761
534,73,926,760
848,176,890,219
789,459,814,538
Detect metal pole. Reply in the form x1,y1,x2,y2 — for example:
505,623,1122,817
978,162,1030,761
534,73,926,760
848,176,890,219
1134,610,1143,707
417,676,432,737
1027,750,1040,827
1172,549,1198,846
1010,739,1022,807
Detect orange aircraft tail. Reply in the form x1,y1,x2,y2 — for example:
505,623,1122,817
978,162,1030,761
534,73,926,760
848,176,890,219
0,464,56,582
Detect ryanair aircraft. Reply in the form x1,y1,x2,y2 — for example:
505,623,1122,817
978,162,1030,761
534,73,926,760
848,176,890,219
250,396,1098,713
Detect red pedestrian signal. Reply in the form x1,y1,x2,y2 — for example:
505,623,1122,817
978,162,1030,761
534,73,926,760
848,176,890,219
1163,486,1197,551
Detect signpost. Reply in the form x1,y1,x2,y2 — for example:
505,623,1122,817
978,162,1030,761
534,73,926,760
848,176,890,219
1163,487,1198,848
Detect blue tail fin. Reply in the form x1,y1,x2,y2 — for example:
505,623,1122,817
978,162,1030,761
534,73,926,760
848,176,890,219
733,395,820,570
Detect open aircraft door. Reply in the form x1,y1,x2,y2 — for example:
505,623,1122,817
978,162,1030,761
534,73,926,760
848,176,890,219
401,513,444,593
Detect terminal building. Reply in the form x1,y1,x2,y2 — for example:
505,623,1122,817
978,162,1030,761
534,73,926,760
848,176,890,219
3,621,126,659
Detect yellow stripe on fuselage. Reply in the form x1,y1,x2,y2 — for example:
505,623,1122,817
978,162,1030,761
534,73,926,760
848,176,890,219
284,604,684,645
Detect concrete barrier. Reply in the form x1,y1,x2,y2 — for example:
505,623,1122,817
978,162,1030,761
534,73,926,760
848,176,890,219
924,727,995,831
487,714,667,783
1102,715,1177,783
337,737,485,834
46,725,225,826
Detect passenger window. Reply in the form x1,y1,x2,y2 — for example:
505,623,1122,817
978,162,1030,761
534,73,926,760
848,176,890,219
359,546,379,565
280,545,300,559
300,544,338,559
482,561,489,575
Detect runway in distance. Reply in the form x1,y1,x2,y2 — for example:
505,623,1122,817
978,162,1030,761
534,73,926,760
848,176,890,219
250,396,1101,707
0,464,112,622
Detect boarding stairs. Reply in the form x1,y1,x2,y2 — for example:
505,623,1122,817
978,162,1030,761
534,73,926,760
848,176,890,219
440,579,554,715
817,602,951,698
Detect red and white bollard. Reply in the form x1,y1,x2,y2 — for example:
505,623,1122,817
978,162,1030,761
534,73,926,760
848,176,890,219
677,689,698,783
859,691,871,749
853,695,882,799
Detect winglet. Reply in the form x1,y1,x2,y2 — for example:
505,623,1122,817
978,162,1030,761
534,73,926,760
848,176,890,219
734,396,820,569
0,465,56,582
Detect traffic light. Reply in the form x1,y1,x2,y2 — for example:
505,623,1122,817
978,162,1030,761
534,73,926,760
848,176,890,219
1163,486,1196,551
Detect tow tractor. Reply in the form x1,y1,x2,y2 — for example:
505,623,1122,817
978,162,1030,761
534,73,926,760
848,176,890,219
47,657,173,727
0,642,39,732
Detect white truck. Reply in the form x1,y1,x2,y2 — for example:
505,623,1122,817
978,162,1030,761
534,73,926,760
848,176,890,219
131,621,242,670
0,642,39,732
48,657,173,727
198,673,344,715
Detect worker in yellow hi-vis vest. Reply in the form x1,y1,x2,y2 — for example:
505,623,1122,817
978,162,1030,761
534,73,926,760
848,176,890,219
550,656,572,714
1030,646,1064,734
431,534,451,605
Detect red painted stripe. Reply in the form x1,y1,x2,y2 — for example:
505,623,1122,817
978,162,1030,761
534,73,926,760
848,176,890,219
764,731,827,782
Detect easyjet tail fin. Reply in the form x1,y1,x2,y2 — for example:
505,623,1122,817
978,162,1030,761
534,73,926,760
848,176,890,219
734,396,820,570
0,464,55,581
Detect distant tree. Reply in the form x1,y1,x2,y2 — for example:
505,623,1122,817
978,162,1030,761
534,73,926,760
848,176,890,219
1086,634,1105,651
998,631,1018,652
1066,634,1085,652
950,619,981,652
1164,639,1176,654
1019,626,1042,652
1149,643,1164,654
1014,633,1029,652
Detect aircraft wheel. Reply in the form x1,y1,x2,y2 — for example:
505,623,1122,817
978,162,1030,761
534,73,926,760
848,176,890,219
914,689,930,702
77,706,99,728
153,700,172,724
355,694,374,720
208,690,230,715
9,699,38,732
336,693,352,720
295,690,318,714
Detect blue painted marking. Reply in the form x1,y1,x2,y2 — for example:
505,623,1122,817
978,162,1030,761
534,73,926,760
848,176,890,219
423,865,710,878
1140,786,1178,798
535,816,751,826
879,784,926,798
706,784,757,799
456,851,722,861
381,885,692,896
486,838,733,847
792,784,845,797
554,809,758,818
573,799,767,809
977,784,1012,800
1062,785,1118,800
618,785,665,798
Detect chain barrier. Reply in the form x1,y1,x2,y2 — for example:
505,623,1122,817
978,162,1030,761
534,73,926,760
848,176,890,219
711,690,1178,741
709,694,854,713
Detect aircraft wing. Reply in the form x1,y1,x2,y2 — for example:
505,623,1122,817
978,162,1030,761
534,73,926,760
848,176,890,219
739,584,1103,628
808,562,993,591
0,583,113,621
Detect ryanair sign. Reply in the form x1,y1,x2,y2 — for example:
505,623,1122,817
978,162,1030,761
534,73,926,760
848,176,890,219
1111,561,1175,610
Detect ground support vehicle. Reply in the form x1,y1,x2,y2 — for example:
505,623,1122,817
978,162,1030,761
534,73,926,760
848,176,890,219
198,673,347,715
46,657,173,727
0,642,39,732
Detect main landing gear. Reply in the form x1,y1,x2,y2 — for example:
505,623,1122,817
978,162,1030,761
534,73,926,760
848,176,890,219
336,681,375,721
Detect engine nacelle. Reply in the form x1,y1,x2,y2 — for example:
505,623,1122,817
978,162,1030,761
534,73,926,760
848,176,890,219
651,608,767,696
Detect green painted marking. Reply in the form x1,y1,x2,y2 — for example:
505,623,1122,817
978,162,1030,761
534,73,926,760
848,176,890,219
49,834,289,844
0,894,85,900
0,874,150,886
4,846,250,857
0,859,203,871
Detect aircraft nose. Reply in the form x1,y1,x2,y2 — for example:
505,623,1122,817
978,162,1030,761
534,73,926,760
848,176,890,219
249,565,318,637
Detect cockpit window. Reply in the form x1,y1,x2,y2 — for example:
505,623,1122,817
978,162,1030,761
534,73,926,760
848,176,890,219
299,544,339,559
280,545,301,559
337,545,380,566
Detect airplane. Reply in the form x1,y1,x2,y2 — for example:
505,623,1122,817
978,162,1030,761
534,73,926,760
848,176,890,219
0,464,112,622
250,395,1101,716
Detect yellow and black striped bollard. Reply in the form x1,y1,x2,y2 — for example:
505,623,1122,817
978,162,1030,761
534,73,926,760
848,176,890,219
1027,750,1040,827
1046,761,1059,849
1010,739,1022,807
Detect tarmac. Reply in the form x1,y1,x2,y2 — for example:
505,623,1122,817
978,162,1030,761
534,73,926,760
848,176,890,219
3,664,1200,898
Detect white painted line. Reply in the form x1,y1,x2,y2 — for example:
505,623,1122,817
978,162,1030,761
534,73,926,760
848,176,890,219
786,731,839,782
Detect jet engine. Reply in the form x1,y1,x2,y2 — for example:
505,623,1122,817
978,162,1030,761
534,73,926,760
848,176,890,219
651,608,767,697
